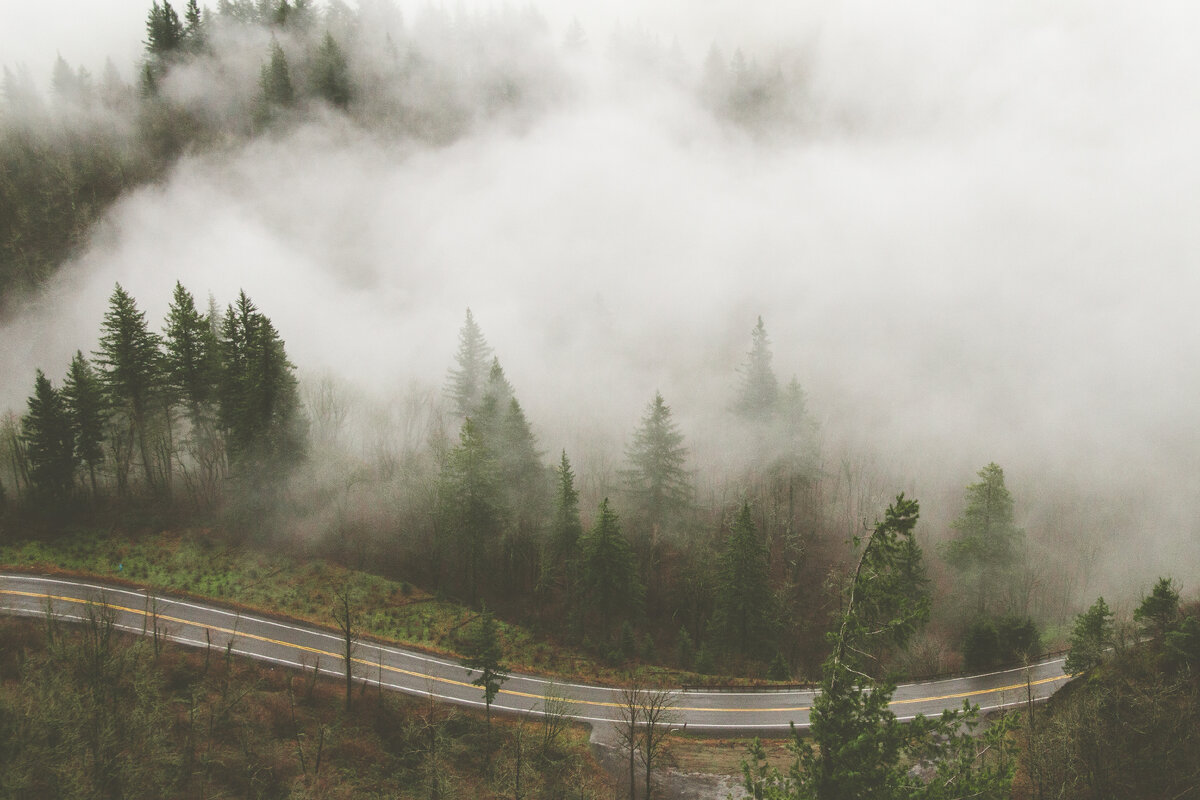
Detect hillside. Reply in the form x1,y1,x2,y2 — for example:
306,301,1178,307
0,614,610,799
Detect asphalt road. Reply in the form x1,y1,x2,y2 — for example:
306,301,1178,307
0,572,1071,733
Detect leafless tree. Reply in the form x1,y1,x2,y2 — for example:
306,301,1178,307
540,680,576,756
332,578,359,712
616,686,642,800
637,687,680,800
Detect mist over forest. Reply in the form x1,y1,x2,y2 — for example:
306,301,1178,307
3,0,1199,645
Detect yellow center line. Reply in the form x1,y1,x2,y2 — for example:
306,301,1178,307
0,587,1068,716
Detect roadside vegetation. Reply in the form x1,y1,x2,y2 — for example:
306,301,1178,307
0,527,699,687
0,614,608,799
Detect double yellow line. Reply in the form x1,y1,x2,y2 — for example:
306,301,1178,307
0,588,1068,717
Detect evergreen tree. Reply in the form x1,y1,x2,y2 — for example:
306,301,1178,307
714,503,777,659
544,450,583,602
163,281,219,423
22,370,76,503
182,0,206,52
145,1,185,58
740,495,1015,800
445,309,493,418
624,391,691,534
272,0,292,26
94,283,163,493
579,498,641,627
218,291,305,472
462,604,509,729
495,396,547,592
438,417,503,604
258,40,295,115
943,463,1024,616
62,352,107,500
311,31,352,108
475,358,514,441
1134,577,1181,639
735,316,779,420
51,55,90,105
1064,596,1114,676
289,0,316,30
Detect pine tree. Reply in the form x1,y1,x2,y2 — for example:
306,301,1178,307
218,291,305,472
257,40,295,120
742,495,1015,800
496,396,547,593
735,317,779,420
475,358,514,441
439,417,503,605
312,31,352,109
182,0,206,52
62,352,107,500
94,283,163,493
714,503,777,659
22,370,76,503
544,450,583,602
1064,596,1114,676
145,1,185,58
624,392,691,534
463,604,509,728
1134,577,1181,639
943,463,1024,616
579,498,641,627
271,0,292,27
445,309,493,418
163,281,219,423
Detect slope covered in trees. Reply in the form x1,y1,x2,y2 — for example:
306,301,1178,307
5,283,305,517
0,0,809,313
0,614,608,798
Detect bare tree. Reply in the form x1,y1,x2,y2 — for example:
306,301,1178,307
638,687,680,800
332,578,358,712
409,675,454,800
540,680,576,757
616,686,642,800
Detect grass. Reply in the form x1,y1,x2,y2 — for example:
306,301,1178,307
0,527,705,687
0,615,612,799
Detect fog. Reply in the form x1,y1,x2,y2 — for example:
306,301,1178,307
4,1,1200,606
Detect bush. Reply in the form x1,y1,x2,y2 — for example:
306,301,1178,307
963,614,1040,671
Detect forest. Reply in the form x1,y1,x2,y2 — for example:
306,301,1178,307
3,2,1200,799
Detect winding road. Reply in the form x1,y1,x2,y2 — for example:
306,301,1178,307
0,572,1070,734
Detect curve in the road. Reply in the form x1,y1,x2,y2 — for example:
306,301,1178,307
0,573,1071,733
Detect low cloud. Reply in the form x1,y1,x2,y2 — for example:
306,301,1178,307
4,1,1200,603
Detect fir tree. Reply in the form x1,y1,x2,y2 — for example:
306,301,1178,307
1064,596,1114,676
163,281,219,423
742,495,1015,800
624,392,691,534
943,463,1024,616
94,283,163,493
312,31,352,109
22,370,76,503
182,0,206,52
62,352,107,500
218,291,305,472
714,503,777,659
1134,577,1181,639
735,316,779,420
145,1,185,58
445,309,493,418
257,40,295,121
544,450,583,602
439,417,503,604
463,604,509,728
579,498,641,627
